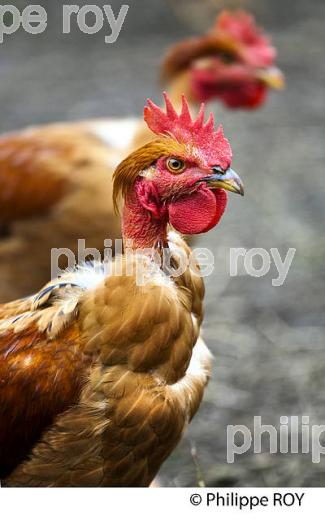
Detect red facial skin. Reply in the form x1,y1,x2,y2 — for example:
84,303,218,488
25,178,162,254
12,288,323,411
151,157,229,234
122,157,229,248
191,60,268,109
152,156,227,197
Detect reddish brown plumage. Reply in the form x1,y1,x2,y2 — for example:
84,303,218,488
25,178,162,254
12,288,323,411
1,239,209,486
0,320,91,479
0,121,122,302
0,135,68,221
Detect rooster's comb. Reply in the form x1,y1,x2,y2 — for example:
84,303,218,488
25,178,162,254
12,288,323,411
144,93,232,166
214,10,276,67
215,10,267,45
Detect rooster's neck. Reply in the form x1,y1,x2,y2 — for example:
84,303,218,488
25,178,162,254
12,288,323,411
122,190,168,251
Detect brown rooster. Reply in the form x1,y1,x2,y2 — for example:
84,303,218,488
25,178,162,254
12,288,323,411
0,11,273,302
0,94,244,486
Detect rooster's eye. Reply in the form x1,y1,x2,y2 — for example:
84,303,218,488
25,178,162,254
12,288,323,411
167,158,185,174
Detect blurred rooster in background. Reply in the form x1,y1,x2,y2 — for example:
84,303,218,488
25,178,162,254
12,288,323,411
0,11,280,301
162,10,284,109
1,94,244,486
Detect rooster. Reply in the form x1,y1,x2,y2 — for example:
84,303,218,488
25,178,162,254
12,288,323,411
0,94,244,487
0,10,273,302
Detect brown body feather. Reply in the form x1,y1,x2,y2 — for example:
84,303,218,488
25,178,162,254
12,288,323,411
1,234,211,486
0,323,90,479
0,121,129,301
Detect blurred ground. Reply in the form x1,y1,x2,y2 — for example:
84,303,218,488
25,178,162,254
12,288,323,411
0,0,324,486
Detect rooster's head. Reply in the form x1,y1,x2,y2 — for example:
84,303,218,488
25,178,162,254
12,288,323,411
162,10,284,109
113,93,243,240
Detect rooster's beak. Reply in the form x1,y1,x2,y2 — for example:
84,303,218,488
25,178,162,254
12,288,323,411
256,66,285,90
202,168,244,196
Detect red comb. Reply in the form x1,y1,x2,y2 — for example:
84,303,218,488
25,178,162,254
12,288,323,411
144,92,232,168
214,10,276,67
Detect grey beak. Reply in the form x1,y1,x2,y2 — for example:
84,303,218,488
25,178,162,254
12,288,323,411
202,168,244,196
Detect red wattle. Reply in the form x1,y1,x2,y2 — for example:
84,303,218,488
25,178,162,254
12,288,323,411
168,186,227,235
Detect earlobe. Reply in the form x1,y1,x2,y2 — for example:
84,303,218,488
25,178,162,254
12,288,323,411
136,181,165,220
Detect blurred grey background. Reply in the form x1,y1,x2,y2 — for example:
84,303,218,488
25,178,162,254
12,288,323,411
0,0,325,486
